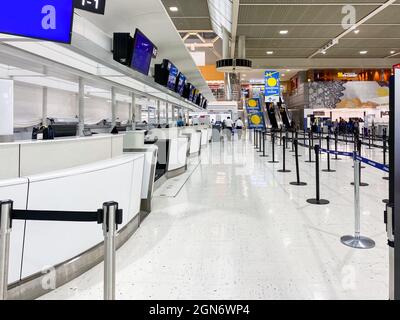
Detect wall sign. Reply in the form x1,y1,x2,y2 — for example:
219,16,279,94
264,71,280,103
0,1,74,43
245,98,265,129
74,0,106,15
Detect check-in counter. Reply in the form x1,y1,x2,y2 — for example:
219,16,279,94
1,154,144,300
181,128,202,155
0,134,124,180
147,128,189,179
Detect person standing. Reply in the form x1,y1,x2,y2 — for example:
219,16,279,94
235,117,244,140
224,117,234,140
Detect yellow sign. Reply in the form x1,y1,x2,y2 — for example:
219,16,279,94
248,99,258,108
250,114,262,125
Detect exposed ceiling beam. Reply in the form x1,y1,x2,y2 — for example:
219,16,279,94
309,0,397,58
247,37,400,40
239,2,400,5
178,30,214,33
230,0,240,58
238,23,400,26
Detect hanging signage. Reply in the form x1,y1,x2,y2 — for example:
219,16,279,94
264,71,280,103
338,72,358,78
0,1,74,43
74,0,106,15
246,98,265,129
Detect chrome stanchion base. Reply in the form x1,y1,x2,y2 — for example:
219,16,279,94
290,182,307,186
307,198,329,205
350,182,369,187
304,160,315,163
278,169,291,173
340,235,375,249
259,155,269,158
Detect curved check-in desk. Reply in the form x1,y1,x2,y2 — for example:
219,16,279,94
0,134,146,299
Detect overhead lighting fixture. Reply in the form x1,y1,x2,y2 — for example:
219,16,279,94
321,51,327,55
279,30,288,35
266,51,274,55
390,50,396,54
359,50,368,55
286,69,291,72
169,6,179,12
281,74,286,77
354,29,360,34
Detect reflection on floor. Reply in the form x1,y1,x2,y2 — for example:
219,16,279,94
41,133,389,300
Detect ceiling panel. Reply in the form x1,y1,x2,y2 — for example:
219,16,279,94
171,18,212,30
246,48,316,58
337,38,400,49
237,25,344,38
246,38,330,48
319,46,396,58
239,5,377,24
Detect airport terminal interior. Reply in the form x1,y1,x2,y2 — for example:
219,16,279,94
0,0,400,302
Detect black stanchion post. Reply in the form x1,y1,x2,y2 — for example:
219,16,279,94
280,130,282,146
269,132,279,164
293,130,302,157
257,130,263,153
278,137,290,173
322,136,336,172
291,131,295,152
305,131,314,163
333,131,341,161
285,131,289,149
368,129,372,149
307,145,330,205
260,132,268,158
290,139,307,186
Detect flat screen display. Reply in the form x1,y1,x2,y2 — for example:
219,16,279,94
176,73,186,96
167,64,179,91
0,1,74,43
131,29,156,75
188,86,195,101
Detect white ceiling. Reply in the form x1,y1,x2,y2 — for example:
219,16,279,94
77,0,214,100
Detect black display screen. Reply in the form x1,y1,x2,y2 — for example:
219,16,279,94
131,29,157,76
74,0,106,15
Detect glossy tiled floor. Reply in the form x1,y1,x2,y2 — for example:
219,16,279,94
41,132,389,300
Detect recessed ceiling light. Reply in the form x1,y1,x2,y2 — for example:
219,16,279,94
354,29,360,34
279,30,288,35
359,50,368,54
390,50,396,54
321,51,327,55
266,51,274,55
286,69,291,72
169,6,178,12
281,74,286,77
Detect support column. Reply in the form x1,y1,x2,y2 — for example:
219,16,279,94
172,105,176,122
166,103,169,124
186,109,190,126
42,87,48,126
78,77,85,137
238,35,246,59
157,100,161,124
222,27,230,59
0,79,14,142
111,87,117,128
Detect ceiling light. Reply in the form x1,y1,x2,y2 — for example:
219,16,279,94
266,51,274,55
281,74,286,77
321,51,326,55
354,29,360,34
359,50,368,55
286,69,291,72
279,30,288,35
390,50,396,54
169,6,178,12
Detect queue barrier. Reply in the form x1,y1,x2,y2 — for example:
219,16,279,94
0,200,122,300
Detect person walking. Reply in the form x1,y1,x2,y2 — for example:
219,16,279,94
224,117,234,141
235,117,244,140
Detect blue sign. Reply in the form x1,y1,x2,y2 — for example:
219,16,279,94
264,71,280,103
246,98,265,129
0,1,74,43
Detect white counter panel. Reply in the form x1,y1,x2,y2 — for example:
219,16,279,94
20,155,144,278
111,135,124,157
182,130,201,155
0,144,19,179
20,138,112,177
168,138,188,171
0,179,28,284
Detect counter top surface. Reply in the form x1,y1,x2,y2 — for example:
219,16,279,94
0,133,125,147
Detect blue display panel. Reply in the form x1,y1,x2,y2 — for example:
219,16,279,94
167,64,179,90
131,29,156,76
0,1,74,43
176,73,186,96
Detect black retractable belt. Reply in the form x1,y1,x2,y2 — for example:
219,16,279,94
269,132,279,164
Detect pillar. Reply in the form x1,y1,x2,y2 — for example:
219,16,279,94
42,87,48,126
157,100,161,124
222,27,230,59
238,35,246,59
78,77,85,137
111,87,117,128
0,79,14,142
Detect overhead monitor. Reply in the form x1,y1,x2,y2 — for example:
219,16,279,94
167,63,179,91
0,1,74,44
131,29,157,76
176,73,186,96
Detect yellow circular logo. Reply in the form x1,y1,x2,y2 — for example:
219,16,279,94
267,78,277,87
248,99,257,108
250,114,261,125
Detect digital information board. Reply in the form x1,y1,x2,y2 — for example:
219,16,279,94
0,1,74,43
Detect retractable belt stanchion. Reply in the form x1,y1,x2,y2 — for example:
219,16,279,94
278,137,290,173
290,131,295,152
0,200,12,300
257,130,263,153
280,130,282,146
333,131,341,161
322,136,336,173
260,131,268,158
253,129,256,147
305,131,315,163
285,131,289,149
293,131,302,157
0,200,122,301
290,139,307,186
368,129,372,149
269,132,279,164
385,203,395,299
351,140,369,187
307,145,329,205
341,154,375,249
